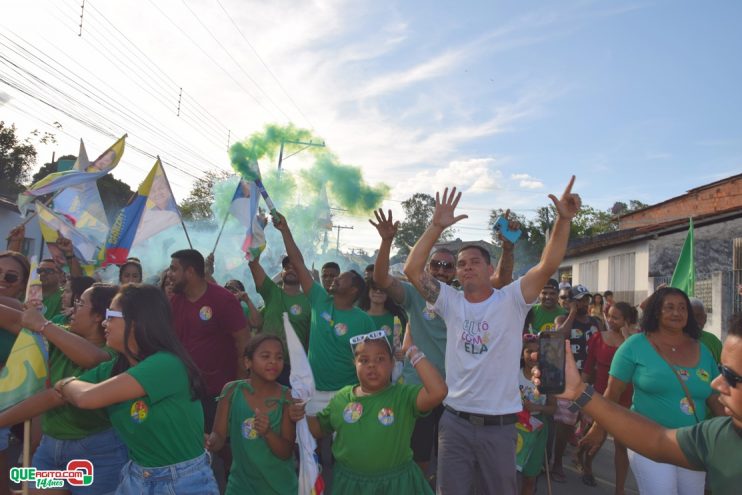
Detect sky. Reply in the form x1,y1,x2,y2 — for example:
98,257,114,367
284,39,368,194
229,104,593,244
2,0,741,255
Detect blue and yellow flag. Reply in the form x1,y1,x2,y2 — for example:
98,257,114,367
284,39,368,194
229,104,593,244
229,180,266,261
0,331,49,411
100,159,181,266
18,135,126,214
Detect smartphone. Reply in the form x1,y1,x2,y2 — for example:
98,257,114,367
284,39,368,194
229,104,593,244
537,332,566,394
493,215,522,244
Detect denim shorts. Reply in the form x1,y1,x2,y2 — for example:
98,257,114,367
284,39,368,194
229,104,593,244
117,451,218,495
32,428,129,495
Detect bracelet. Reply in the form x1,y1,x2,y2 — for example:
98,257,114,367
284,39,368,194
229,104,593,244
59,377,77,394
405,345,419,361
37,320,53,334
410,352,426,367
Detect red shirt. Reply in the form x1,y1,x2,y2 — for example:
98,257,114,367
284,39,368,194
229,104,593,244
170,283,247,395
584,332,633,408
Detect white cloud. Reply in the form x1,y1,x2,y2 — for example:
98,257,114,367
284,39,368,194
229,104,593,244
510,173,544,189
399,158,504,196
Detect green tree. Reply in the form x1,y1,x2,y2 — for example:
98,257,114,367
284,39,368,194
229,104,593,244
180,169,232,222
30,154,76,183
393,193,454,256
0,122,38,197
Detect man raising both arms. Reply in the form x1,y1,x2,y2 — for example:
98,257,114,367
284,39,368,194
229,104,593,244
404,178,581,494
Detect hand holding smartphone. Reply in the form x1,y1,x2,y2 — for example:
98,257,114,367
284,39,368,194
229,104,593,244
492,215,522,244
537,332,566,394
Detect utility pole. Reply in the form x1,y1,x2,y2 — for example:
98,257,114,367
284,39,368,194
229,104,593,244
334,225,353,254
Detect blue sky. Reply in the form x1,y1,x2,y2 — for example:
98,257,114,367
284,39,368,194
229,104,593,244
1,0,741,252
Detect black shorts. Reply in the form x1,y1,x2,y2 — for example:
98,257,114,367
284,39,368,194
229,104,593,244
411,404,445,462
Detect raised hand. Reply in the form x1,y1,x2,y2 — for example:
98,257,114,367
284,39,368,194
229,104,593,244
56,231,74,257
205,253,215,277
531,340,583,401
271,211,289,234
495,209,520,250
369,209,399,241
7,224,25,243
432,187,468,229
548,176,581,221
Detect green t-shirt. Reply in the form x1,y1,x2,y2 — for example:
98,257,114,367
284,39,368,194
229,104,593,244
609,333,719,428
399,282,447,385
699,331,722,364
258,277,311,354
530,304,567,333
224,381,297,495
44,332,117,439
676,417,742,495
317,383,424,474
307,282,376,391
43,289,64,321
79,352,204,467
0,328,17,365
369,313,399,349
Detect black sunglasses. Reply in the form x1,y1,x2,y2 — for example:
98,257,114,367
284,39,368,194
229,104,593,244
36,268,57,275
718,364,741,388
430,260,454,270
0,273,20,284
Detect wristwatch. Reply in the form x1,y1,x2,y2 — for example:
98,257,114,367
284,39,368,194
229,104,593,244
568,384,595,412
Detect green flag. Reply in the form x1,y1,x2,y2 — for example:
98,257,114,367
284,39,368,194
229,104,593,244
670,218,694,296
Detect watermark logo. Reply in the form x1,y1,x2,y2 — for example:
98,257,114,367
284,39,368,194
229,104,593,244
10,459,93,489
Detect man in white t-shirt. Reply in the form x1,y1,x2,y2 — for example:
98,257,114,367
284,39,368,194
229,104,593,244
403,178,581,494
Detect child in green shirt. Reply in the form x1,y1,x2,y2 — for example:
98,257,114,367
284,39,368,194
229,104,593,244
207,334,298,495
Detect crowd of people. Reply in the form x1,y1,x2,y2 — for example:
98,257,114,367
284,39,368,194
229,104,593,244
0,176,739,494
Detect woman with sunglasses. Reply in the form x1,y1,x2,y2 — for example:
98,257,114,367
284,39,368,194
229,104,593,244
581,288,725,494
0,282,128,494
290,330,447,494
517,333,556,495
55,284,217,494
533,311,742,495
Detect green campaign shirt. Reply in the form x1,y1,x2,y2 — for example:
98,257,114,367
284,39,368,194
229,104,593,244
307,282,375,391
79,352,204,467
0,328,17,365
676,417,742,495
699,330,722,364
44,331,117,440
258,277,311,354
609,333,719,428
399,282,447,386
369,313,397,349
317,383,424,475
529,304,567,333
43,289,64,321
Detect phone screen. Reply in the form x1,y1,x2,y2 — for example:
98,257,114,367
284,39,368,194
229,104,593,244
538,333,566,394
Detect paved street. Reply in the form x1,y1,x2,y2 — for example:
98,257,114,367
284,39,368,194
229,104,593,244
549,439,639,495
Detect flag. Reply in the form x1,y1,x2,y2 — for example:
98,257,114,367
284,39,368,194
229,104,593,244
229,180,266,261
18,135,126,213
100,159,181,266
284,313,324,495
0,257,50,410
670,218,694,297
52,139,110,244
36,202,101,265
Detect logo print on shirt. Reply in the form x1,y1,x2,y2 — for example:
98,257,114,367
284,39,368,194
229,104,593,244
130,400,148,424
381,325,392,336
696,369,710,382
289,304,302,316
242,418,259,440
378,408,395,426
571,328,584,339
677,369,690,382
343,402,363,423
199,306,213,321
461,319,490,355
422,304,437,321
334,323,348,337
680,397,695,416
321,311,334,327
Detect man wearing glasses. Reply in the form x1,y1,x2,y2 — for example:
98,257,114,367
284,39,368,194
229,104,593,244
37,259,65,320
370,208,515,478
536,312,742,494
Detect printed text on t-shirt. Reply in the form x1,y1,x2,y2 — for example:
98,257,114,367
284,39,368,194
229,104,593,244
461,319,491,355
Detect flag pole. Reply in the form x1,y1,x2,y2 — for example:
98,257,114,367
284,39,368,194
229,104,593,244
157,157,193,249
21,419,30,495
211,210,230,255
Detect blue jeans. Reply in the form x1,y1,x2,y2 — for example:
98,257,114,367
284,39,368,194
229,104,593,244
33,428,129,495
117,452,218,495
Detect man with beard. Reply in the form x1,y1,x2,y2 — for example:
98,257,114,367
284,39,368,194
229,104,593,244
527,278,567,333
370,208,515,476
168,249,249,430
272,212,375,414
248,254,311,385
551,284,604,482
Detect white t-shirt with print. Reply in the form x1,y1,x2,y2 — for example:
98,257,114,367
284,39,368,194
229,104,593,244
433,279,531,415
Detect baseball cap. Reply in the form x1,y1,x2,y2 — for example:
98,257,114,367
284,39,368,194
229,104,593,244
570,284,592,300
544,278,559,291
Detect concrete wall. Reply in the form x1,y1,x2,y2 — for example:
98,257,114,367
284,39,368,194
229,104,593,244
0,206,46,259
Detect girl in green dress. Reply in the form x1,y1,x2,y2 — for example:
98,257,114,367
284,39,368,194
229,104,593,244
290,331,448,494
207,334,298,495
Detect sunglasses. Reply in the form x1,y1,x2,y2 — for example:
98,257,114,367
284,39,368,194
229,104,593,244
718,364,741,388
430,260,454,270
105,309,123,320
36,268,58,275
0,273,20,284
349,330,392,353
